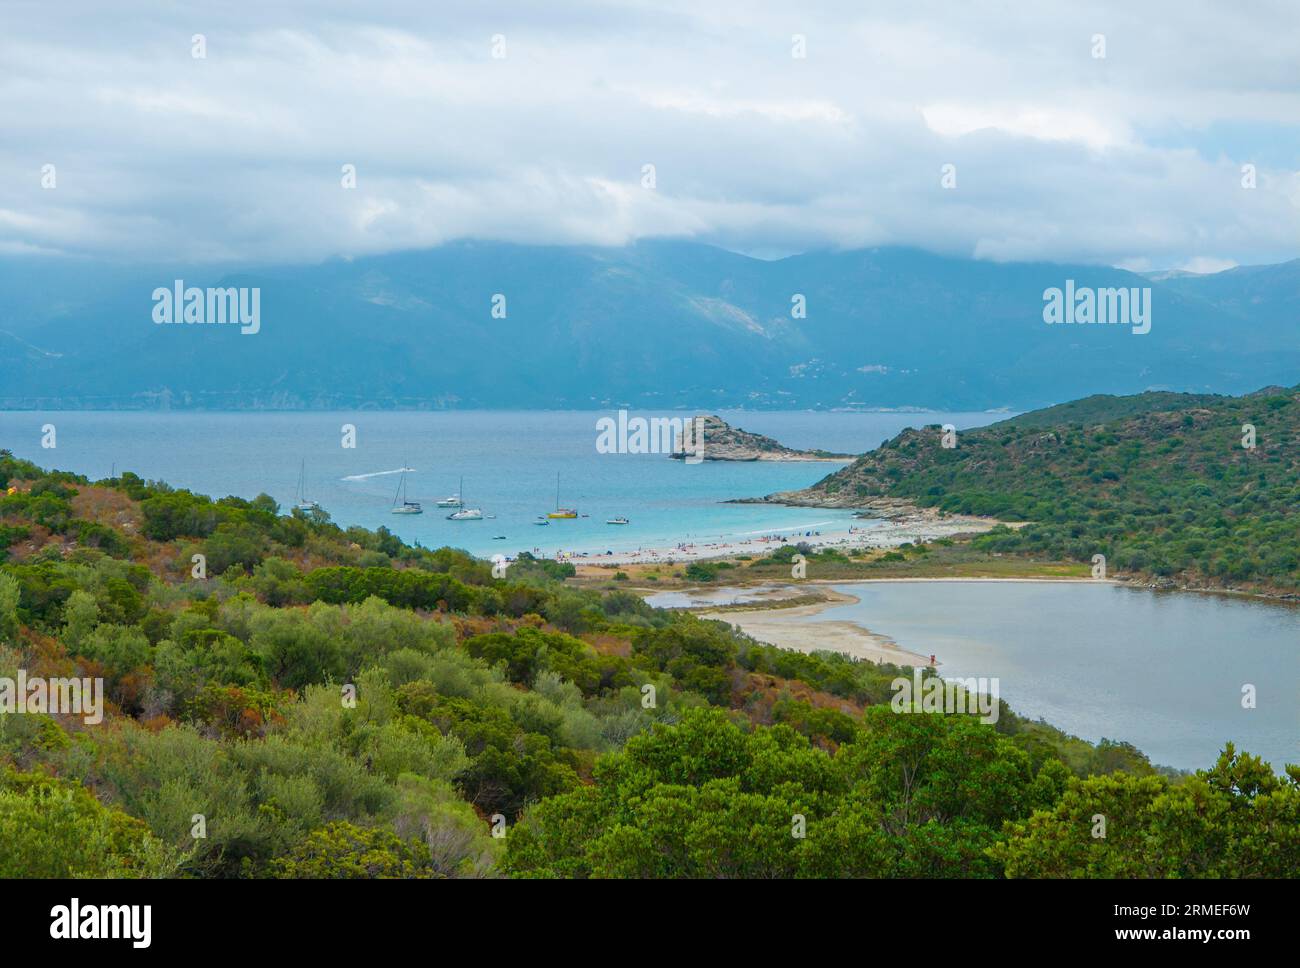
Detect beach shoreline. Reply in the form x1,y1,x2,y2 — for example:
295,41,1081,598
551,506,1003,567
693,585,934,666
645,576,1115,668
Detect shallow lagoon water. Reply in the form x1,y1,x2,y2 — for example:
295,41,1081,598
772,580,1296,772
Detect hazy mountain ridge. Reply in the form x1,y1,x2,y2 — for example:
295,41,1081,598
2,241,1298,411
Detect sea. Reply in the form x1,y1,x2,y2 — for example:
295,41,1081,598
3,408,1295,772
0,409,1000,559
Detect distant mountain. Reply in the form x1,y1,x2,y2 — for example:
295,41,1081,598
2,241,1298,411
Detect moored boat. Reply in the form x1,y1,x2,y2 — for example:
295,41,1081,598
446,477,483,520
390,465,422,514
295,459,320,511
547,472,577,518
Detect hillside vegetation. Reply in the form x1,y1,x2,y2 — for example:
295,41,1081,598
1,449,1295,878
798,385,1300,593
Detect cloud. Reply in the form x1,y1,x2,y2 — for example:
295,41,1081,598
0,0,1297,268
1179,256,1238,275
921,104,1127,151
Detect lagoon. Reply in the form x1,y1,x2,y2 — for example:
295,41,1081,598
788,580,1296,773
5,410,1294,772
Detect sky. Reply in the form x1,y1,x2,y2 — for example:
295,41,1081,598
1,0,1298,271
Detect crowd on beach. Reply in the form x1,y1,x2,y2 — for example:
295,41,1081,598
498,513,993,568
512,526,887,566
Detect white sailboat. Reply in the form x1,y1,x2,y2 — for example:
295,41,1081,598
390,465,422,514
446,477,483,520
295,460,319,511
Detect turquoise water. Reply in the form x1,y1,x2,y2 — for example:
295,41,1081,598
813,581,1298,772
0,409,998,558
6,410,1294,771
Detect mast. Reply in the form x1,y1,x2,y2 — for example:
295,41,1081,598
393,464,406,506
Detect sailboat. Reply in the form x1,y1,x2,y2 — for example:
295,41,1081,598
446,477,483,520
390,465,422,514
547,472,578,519
295,460,319,511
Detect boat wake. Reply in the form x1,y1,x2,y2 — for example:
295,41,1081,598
342,467,414,481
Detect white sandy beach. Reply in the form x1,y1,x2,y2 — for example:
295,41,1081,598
546,508,1000,567
697,587,935,667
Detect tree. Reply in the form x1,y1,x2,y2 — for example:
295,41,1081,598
272,821,437,878
0,768,178,877
991,747,1300,878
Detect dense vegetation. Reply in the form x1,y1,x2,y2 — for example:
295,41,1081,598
807,385,1300,592
1,448,1295,878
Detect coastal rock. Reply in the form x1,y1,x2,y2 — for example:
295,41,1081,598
669,414,853,462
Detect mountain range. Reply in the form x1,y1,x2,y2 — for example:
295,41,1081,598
2,240,1297,411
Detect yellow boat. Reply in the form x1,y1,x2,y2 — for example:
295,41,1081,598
547,473,577,518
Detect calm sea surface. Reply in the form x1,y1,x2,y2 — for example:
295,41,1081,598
0,409,998,558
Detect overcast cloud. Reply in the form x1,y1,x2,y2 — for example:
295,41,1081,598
1,0,1298,269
